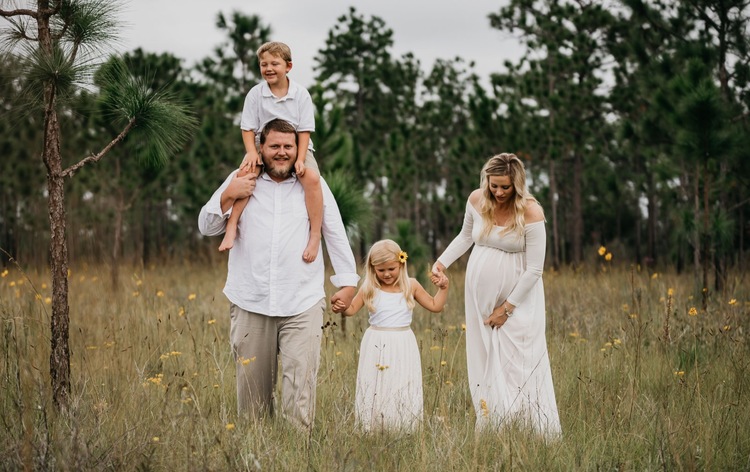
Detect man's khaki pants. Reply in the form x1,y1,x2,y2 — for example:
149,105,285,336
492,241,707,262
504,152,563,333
229,299,326,430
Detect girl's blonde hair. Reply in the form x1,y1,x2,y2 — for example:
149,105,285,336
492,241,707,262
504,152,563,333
360,239,414,312
479,153,542,239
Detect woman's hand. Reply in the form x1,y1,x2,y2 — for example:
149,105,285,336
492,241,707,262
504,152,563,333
483,302,515,329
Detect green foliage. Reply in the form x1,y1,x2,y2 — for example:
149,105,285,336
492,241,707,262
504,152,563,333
97,57,197,167
323,169,371,237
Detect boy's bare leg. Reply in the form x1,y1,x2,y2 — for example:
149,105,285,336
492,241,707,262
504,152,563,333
219,166,255,252
299,169,322,263
219,197,249,251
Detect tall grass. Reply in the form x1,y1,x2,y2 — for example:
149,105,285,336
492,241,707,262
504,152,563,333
0,262,748,470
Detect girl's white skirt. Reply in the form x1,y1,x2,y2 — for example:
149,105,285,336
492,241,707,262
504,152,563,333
355,326,423,433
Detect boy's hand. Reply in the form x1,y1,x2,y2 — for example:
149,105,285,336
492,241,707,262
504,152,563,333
294,159,306,177
240,151,262,173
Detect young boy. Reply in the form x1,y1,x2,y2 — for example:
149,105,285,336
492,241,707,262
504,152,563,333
218,41,323,264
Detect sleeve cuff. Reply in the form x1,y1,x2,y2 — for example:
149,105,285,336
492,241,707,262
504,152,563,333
330,273,360,288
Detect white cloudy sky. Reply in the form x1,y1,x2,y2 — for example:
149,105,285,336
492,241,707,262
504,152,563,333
117,0,523,87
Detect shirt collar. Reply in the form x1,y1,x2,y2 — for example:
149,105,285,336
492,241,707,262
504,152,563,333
261,78,298,99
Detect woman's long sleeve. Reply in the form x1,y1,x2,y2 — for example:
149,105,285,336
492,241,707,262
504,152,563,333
506,221,546,306
437,200,475,269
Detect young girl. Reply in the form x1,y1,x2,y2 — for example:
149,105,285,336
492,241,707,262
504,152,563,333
333,239,449,433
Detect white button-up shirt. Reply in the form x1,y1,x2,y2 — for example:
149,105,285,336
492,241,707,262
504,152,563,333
198,171,359,317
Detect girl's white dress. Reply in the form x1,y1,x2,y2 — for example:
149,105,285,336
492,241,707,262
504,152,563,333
438,201,561,437
355,287,423,432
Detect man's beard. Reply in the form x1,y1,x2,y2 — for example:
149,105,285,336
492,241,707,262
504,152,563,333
262,156,295,180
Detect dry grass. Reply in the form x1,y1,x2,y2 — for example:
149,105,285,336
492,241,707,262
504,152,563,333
1,261,749,470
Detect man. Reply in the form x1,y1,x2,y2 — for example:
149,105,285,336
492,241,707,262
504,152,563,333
198,118,358,430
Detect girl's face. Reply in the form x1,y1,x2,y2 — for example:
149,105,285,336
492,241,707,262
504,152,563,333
373,259,401,286
488,175,514,204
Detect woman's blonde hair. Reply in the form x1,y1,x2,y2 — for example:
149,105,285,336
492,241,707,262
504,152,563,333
479,153,541,239
360,239,414,312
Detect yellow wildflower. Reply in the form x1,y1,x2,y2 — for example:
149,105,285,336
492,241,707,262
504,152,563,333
9,281,15,287
45,297,52,305
651,273,659,279
598,246,606,256
156,290,165,297
688,307,698,316
335,351,343,356
667,288,674,297
0,269,7,277
605,252,612,261
728,299,738,306
208,319,216,325
445,380,453,386
152,437,160,442
440,360,447,366
480,399,489,417
674,371,685,377
188,293,197,301
225,423,235,431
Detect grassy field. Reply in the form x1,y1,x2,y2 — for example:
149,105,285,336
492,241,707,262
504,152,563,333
1,261,749,470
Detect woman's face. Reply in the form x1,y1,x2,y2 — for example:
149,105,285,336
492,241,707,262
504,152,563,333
488,175,514,204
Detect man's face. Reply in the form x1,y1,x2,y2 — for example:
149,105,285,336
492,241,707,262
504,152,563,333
260,130,297,181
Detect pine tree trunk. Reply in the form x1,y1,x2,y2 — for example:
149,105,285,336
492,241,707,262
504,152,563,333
37,2,70,410
572,151,583,266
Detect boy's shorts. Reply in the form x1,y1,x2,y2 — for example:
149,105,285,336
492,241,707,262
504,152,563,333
303,149,319,172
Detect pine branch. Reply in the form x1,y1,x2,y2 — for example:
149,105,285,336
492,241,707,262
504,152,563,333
61,118,136,178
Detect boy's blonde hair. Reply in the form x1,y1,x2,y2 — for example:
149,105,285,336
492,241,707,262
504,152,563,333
256,41,292,63
479,153,542,239
360,240,414,313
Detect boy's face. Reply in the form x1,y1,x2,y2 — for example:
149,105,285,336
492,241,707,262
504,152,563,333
259,52,292,87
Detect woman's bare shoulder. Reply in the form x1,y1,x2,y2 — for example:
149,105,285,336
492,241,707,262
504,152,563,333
525,199,545,223
469,189,482,206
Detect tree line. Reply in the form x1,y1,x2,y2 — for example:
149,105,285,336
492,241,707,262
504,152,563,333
2,1,749,290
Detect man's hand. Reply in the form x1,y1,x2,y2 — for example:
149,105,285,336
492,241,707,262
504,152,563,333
331,286,355,313
220,172,257,213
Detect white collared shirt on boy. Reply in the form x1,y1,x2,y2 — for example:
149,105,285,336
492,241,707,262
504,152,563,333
240,78,315,151
198,170,359,317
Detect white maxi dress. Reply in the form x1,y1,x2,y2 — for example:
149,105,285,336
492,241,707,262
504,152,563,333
438,201,561,437
355,288,423,433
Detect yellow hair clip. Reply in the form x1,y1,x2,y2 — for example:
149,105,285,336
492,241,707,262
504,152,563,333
398,251,408,263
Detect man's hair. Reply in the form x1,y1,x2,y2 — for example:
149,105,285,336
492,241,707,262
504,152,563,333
259,119,298,145
256,42,292,62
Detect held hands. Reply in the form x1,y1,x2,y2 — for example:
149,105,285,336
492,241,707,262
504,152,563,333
430,261,448,289
331,286,355,314
430,272,449,289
